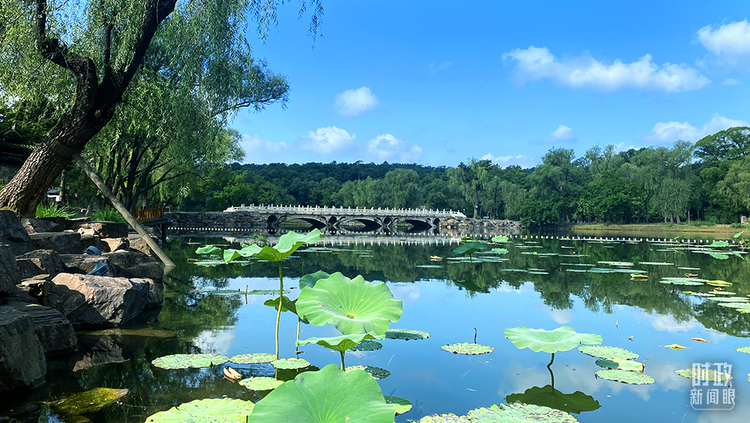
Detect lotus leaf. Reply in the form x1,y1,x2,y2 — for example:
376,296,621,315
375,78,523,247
264,295,297,314
598,261,634,266
50,388,129,416
594,358,644,372
709,241,730,248
675,368,732,382
659,278,705,286
195,245,222,255
351,340,383,351
296,272,403,335
467,403,579,422
737,346,750,354
239,377,283,391
706,280,733,287
505,385,600,415
194,289,243,296
299,270,331,289
441,342,494,355
297,333,382,352
194,260,229,267
595,369,655,385
491,248,509,254
225,229,323,263
247,364,395,423
417,414,468,423
577,346,639,360
249,289,289,295
417,264,443,268
491,235,509,243
345,365,391,379
152,354,229,369
453,242,488,256
709,253,730,260
505,326,602,354
386,329,431,340
145,398,254,423
270,358,310,370
229,353,275,364
665,344,687,350
639,262,674,265
384,396,412,415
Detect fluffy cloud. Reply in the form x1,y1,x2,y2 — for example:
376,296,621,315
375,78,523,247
722,78,741,86
646,114,748,143
240,135,288,163
334,87,379,116
547,124,575,143
481,153,540,168
367,134,423,162
302,126,356,154
502,46,710,92
698,20,750,69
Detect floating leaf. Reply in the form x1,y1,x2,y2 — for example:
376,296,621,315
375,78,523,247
595,369,655,385
196,245,221,255
145,398,254,423
441,342,494,355
351,340,383,351
467,403,579,423
225,229,323,263
689,337,711,343
595,358,644,372
385,329,431,340
709,253,729,260
736,347,750,354
578,346,639,360
384,396,412,415
505,385,600,414
247,364,395,423
248,289,290,295
675,368,732,382
50,388,128,416
453,242,488,256
491,235,509,243
505,326,602,354
598,261,634,267
299,270,331,290
270,358,310,370
239,377,283,391
296,272,403,336
665,344,687,350
709,241,730,248
346,365,391,380
639,262,674,266
152,354,229,369
659,278,705,286
297,333,382,352
194,289,243,296
229,353,275,364
706,280,732,287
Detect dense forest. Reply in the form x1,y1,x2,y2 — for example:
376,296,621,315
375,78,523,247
178,127,750,227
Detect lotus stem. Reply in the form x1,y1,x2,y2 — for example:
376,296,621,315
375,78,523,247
548,363,555,388
340,350,346,371
275,261,284,360
547,352,555,369
295,317,301,356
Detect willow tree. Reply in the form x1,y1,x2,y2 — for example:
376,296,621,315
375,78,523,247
0,0,322,216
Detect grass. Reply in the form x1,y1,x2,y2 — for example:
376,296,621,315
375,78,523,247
36,202,76,219
91,206,126,223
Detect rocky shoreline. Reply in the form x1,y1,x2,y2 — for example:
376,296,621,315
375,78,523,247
0,210,164,395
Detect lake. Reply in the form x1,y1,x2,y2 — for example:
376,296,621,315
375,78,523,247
8,230,750,423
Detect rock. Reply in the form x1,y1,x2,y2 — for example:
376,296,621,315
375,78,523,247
8,302,77,356
71,222,128,239
72,335,127,372
117,262,163,281
0,243,22,295
15,249,64,279
128,235,155,256
102,237,129,252
80,234,107,254
49,273,158,328
742,215,748,225
60,255,115,276
18,275,53,304
105,250,163,281
0,306,47,392
29,232,82,255
21,218,63,234
0,210,34,255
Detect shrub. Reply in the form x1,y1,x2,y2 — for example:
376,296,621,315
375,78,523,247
36,202,76,219
91,206,126,223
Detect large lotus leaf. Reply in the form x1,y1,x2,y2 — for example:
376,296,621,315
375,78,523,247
50,388,129,416
441,342,494,355
227,229,323,263
453,242,488,256
247,364,396,423
386,329,431,340
145,398,254,423
297,333,383,352
505,385,600,414
384,396,412,415
264,295,297,314
505,326,602,354
577,346,639,360
299,270,331,289
296,272,403,335
467,403,579,422
196,245,222,255
229,353,275,364
239,377,283,391
152,354,229,369
595,370,654,385
270,358,310,370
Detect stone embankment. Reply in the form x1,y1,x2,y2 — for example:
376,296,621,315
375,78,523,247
0,210,164,394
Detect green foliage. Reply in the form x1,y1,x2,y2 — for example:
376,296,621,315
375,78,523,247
90,207,126,223
36,202,76,219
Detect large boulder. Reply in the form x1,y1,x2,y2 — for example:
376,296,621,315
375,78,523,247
8,303,77,357
105,250,163,281
49,273,161,328
102,237,129,252
29,232,82,255
16,249,64,279
0,243,22,295
128,235,155,256
71,222,128,239
0,306,47,392
20,218,63,234
60,254,115,276
0,210,34,255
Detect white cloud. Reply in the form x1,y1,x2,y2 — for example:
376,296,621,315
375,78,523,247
240,135,288,163
367,134,423,162
612,142,636,152
302,126,356,154
334,87,379,116
548,124,575,143
698,20,750,69
482,153,540,168
722,78,741,86
429,61,454,74
502,46,710,92
646,114,748,143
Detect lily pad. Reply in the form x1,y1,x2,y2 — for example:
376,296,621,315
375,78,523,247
491,235,509,243
346,365,391,380
194,289,243,296
229,353,275,364
675,368,732,382
706,280,733,287
270,358,310,370
505,326,602,354
595,369,655,385
417,414,468,423
239,377,284,391
296,272,403,336
145,398,254,423
297,333,382,352
351,340,383,351
384,396,412,415
247,364,396,423
595,358,644,372
659,278,705,286
225,229,323,263
506,385,600,414
385,329,431,340
665,344,687,350
467,403,579,422
441,342,494,355
454,241,488,256
578,346,639,360
152,354,229,369
736,347,750,354
249,289,290,295
50,388,129,416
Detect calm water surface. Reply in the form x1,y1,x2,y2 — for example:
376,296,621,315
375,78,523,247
8,231,750,423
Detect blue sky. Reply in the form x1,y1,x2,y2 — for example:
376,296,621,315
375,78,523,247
232,1,750,168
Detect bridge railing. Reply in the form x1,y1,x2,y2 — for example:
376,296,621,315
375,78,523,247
224,204,465,218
